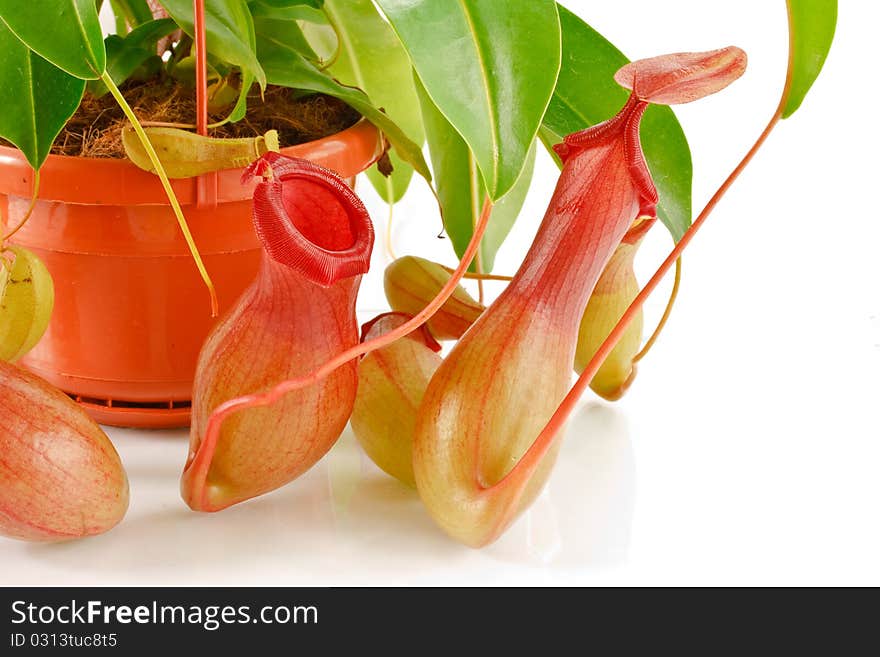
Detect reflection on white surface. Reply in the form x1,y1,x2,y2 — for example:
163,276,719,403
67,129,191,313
0,402,634,586
4,0,878,586
488,403,635,566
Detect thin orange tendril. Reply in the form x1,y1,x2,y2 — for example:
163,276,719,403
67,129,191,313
1,170,40,243
633,255,682,363
502,109,784,489
185,197,495,508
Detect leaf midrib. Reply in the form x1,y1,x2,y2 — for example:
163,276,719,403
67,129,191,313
456,0,499,194
550,87,612,132
323,3,368,97
23,51,37,160
70,0,101,76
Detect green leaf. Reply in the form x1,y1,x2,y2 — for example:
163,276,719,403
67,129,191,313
416,74,535,273
297,14,336,63
254,0,323,8
0,0,106,79
248,1,323,22
324,0,424,203
257,39,430,184
118,17,179,52
247,14,318,126
227,70,255,123
158,0,265,121
254,15,319,63
540,5,692,242
86,36,143,96
782,0,837,118
0,21,85,169
109,0,153,28
110,5,130,35
376,0,560,201
87,19,178,96
168,53,223,85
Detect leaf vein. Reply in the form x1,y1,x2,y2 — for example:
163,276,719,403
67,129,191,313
23,52,37,159
456,0,499,194
70,0,101,75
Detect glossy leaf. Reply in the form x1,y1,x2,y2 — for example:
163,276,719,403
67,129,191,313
782,0,837,118
0,21,85,169
248,1,323,21
324,0,424,203
109,3,131,35
253,0,323,8
247,12,317,120
540,5,692,242
416,75,534,273
158,0,265,121
248,1,331,63
117,17,179,51
88,19,178,96
257,39,431,183
376,0,560,201
296,11,335,61
0,0,105,79
109,0,154,28
254,15,319,63
227,75,255,123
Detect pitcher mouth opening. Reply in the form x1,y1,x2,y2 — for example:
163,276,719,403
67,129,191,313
247,153,375,287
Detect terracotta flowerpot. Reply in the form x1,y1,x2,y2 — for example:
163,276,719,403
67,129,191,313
0,119,382,429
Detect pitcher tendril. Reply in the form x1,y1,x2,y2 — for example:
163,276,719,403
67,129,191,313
0,0,836,552
633,255,682,364
101,72,219,316
1,170,39,243
183,154,377,511
410,47,748,546
509,13,813,499
193,196,491,475
182,153,494,511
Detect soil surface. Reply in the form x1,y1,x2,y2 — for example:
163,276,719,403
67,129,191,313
1,79,361,159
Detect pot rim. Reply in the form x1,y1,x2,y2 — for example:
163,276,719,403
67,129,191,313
0,118,383,207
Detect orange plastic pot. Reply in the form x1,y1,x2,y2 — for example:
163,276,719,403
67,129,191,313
0,119,382,429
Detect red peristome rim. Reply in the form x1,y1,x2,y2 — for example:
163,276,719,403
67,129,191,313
249,153,375,287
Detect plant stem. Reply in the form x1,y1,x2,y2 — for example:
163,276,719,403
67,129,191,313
2,170,40,243
101,71,218,316
474,227,485,303
194,0,208,136
633,256,682,363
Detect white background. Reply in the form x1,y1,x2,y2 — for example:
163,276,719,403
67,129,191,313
2,1,877,586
